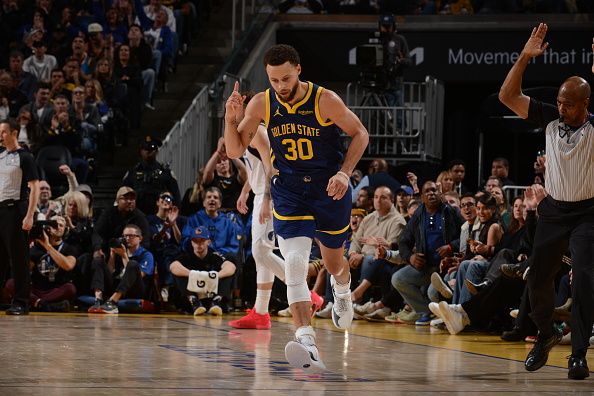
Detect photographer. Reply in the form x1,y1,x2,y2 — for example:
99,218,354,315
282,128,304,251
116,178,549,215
377,14,412,107
6,216,76,312
0,118,40,315
88,224,155,314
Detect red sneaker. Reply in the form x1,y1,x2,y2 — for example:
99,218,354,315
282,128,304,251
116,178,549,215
310,290,324,318
228,309,272,329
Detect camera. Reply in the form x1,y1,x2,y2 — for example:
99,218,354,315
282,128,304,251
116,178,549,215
30,220,58,241
108,237,126,248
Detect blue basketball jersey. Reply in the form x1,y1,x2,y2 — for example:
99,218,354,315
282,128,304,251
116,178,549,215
264,82,343,175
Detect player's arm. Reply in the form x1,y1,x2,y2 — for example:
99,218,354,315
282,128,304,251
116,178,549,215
224,81,265,159
499,23,549,119
319,89,369,176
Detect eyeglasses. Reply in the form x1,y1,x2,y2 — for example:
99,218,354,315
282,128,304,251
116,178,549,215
160,194,172,201
460,202,475,208
123,234,140,239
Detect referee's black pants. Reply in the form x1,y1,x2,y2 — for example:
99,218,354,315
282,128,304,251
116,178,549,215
527,196,594,357
0,204,31,308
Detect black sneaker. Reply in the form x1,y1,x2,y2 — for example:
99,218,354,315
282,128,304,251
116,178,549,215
501,327,528,342
6,304,29,315
208,295,223,316
525,328,563,371
88,299,103,313
568,355,590,380
97,300,119,314
189,296,206,316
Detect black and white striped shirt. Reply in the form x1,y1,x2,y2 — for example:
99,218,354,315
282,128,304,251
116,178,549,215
0,148,38,202
527,99,594,202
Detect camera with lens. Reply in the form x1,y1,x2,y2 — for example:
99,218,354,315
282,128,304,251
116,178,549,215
108,237,127,248
29,220,58,241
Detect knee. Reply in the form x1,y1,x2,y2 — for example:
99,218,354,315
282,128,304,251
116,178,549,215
252,238,274,261
391,271,404,290
63,283,77,299
284,251,308,286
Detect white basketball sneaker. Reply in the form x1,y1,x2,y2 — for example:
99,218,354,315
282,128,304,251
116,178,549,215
285,340,326,373
330,275,354,330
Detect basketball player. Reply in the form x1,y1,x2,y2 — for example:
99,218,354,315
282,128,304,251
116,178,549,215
224,44,369,371
228,104,323,330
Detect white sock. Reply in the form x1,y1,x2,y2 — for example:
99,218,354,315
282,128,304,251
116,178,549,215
254,289,271,314
296,325,316,346
333,274,351,294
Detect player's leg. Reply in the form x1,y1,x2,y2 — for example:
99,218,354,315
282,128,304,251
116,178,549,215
278,235,325,372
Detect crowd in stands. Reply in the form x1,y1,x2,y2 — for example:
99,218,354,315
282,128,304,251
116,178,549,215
0,0,207,185
278,0,593,15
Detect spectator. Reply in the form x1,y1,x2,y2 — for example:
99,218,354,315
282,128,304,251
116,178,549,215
71,85,100,155
127,23,156,110
88,224,155,314
63,190,94,257
92,186,151,257
354,186,374,213
352,159,401,203
86,23,115,79
113,43,142,128
62,56,83,96
135,1,174,84
19,81,53,134
443,191,460,209
36,180,63,218
395,185,414,220
147,191,186,302
6,215,76,312
485,175,502,193
122,136,181,215
391,181,463,324
49,68,69,99
16,108,42,152
0,71,28,118
181,186,241,260
9,50,37,100
202,137,247,211
436,170,454,194
449,159,470,195
23,40,57,82
170,225,236,315
491,157,515,186
348,186,407,320
491,185,510,230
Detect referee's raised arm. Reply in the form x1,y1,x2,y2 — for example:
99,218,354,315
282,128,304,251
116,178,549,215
499,23,549,119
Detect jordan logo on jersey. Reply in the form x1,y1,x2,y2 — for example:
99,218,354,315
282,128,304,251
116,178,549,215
273,106,283,117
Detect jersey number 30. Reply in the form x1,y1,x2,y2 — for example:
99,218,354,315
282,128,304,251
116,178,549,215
282,138,314,161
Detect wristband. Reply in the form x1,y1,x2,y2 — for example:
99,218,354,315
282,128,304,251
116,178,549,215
336,171,350,182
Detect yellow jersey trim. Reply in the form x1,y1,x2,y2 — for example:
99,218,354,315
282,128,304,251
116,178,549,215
273,209,314,221
314,87,334,126
264,89,270,127
276,82,313,114
317,224,350,235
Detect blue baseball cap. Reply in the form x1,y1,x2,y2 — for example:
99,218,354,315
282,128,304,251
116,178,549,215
191,226,211,240
379,14,395,26
396,185,414,196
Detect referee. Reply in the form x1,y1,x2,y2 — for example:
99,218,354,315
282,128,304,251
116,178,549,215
0,118,40,315
499,23,594,380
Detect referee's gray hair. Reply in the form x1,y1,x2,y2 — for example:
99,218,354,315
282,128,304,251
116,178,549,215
0,118,19,132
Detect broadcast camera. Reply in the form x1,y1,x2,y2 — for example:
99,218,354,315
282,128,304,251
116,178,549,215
29,220,58,241
354,14,401,90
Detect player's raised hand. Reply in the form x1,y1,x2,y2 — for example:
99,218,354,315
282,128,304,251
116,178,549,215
522,23,549,58
225,81,245,125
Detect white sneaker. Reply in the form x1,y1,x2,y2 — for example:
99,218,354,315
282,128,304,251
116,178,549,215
160,287,169,302
428,302,442,319
438,301,470,335
589,335,593,347
364,307,391,322
430,317,446,329
278,307,292,317
330,275,353,330
353,300,375,316
561,331,572,345
431,272,453,299
315,302,333,319
509,309,519,318
285,340,326,373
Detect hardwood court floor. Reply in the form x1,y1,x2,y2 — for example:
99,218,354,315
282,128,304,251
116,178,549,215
0,312,592,395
